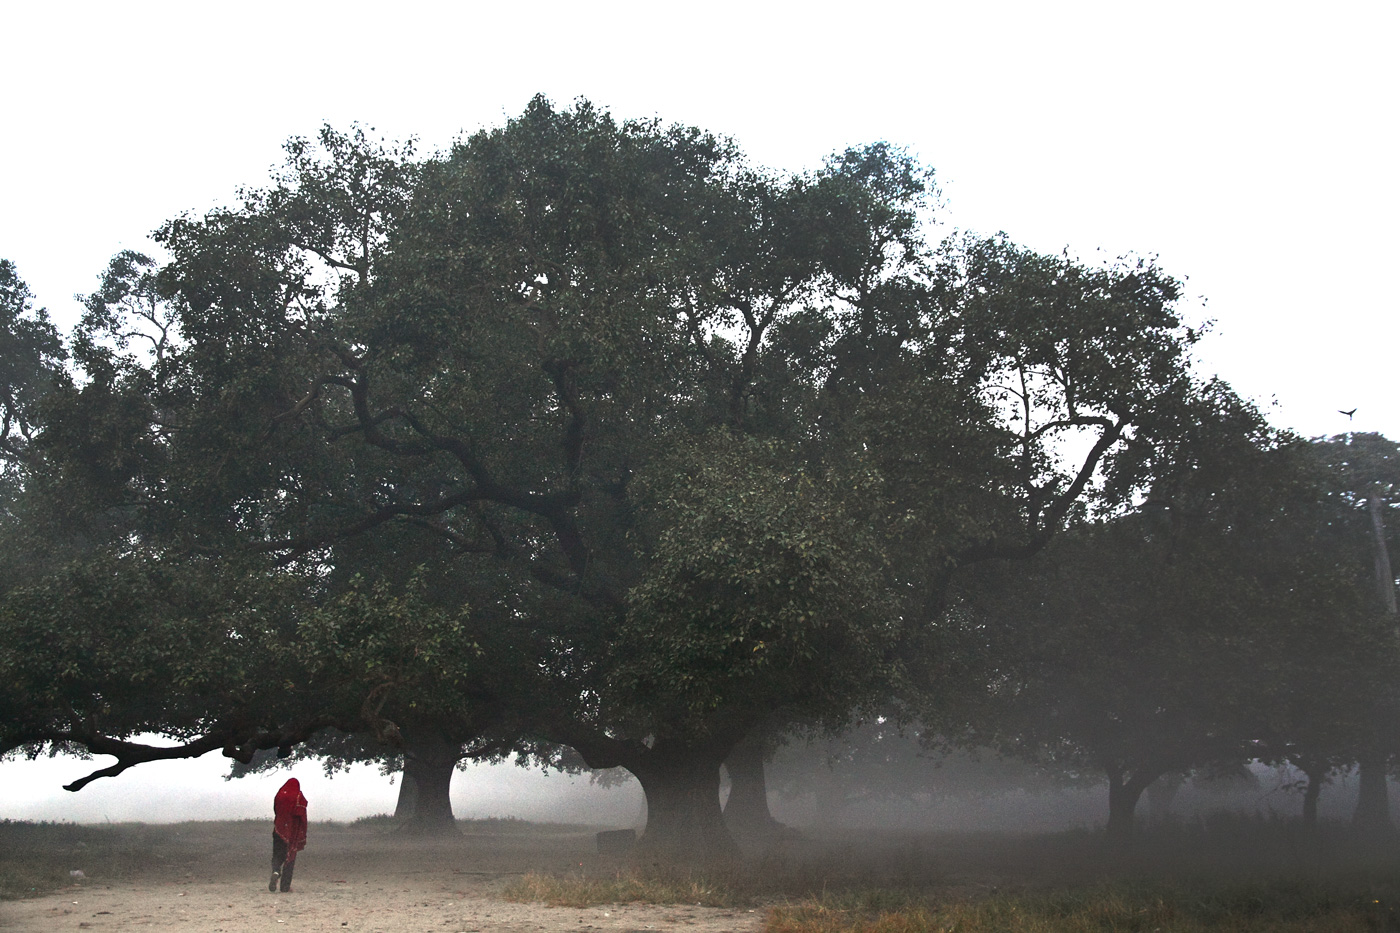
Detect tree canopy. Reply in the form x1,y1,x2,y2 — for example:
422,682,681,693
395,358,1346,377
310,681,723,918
0,97,1216,859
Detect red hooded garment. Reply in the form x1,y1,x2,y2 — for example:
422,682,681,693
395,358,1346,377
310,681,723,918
273,778,308,859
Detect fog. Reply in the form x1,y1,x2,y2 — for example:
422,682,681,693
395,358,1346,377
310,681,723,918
4,741,1382,836
767,763,1379,835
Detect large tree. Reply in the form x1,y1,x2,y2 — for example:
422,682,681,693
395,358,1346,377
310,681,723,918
1,98,1203,862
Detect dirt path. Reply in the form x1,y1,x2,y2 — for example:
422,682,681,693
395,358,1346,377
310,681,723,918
2,881,766,932
0,824,767,933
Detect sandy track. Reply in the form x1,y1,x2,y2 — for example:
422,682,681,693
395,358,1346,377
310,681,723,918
0,824,766,933
3,882,765,932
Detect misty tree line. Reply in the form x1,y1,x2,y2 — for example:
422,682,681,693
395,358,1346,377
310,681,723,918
1,97,1396,859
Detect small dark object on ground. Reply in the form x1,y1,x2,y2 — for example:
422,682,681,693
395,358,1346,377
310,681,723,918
596,829,636,855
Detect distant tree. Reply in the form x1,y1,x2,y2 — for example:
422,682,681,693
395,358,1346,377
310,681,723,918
765,720,1077,829
1302,434,1400,835
925,397,1397,843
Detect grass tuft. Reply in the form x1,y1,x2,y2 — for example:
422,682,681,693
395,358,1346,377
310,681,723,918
503,868,749,908
347,812,399,830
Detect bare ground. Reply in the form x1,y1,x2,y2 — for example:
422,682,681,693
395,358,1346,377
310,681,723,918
0,822,767,932
7,815,1384,931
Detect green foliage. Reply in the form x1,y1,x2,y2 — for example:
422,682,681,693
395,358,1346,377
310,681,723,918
617,433,892,734
0,259,68,498
297,574,477,704
0,550,334,764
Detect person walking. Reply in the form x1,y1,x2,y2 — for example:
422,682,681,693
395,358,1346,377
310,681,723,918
269,778,308,893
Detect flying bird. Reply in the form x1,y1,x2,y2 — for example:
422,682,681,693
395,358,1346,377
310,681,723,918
1339,408,1357,419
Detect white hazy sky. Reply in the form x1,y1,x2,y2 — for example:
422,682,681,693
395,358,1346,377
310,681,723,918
1,2,1396,820
1,750,645,826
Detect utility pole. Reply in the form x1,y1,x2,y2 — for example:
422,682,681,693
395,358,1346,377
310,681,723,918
1354,482,1398,836
1370,485,1397,619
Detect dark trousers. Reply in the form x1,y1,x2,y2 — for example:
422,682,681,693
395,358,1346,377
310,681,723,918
271,833,296,891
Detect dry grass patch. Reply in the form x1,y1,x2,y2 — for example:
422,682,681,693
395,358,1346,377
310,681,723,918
766,880,1386,933
503,868,752,908
501,820,1400,932
0,819,169,900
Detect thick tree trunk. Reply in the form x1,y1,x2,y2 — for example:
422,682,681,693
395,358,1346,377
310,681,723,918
561,726,745,865
1368,489,1397,617
1300,763,1326,828
1106,781,1140,842
1352,754,1391,836
1355,487,1397,841
393,770,419,821
630,744,739,864
722,731,784,842
1104,768,1156,845
395,730,461,836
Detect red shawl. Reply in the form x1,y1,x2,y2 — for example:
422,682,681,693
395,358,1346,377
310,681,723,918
273,778,308,858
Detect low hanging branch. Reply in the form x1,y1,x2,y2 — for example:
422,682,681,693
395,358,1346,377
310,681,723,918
62,732,235,792
21,713,346,792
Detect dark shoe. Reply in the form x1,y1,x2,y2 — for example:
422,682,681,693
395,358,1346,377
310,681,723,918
269,871,279,892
